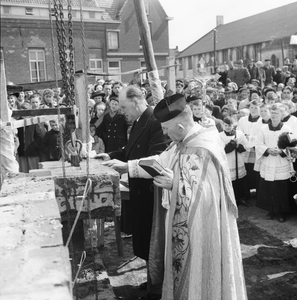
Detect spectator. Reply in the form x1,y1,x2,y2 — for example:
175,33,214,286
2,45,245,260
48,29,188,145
42,120,62,161
90,124,105,154
273,68,282,84
235,59,251,87
90,102,106,128
247,59,259,82
97,96,129,152
42,89,56,108
227,61,237,84
263,59,276,86
7,94,18,110
103,82,113,103
111,81,123,98
255,61,266,88
17,94,47,172
91,91,106,104
260,103,271,124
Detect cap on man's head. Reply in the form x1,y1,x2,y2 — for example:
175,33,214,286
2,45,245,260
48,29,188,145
153,94,187,123
237,59,244,65
264,59,270,62
110,96,119,102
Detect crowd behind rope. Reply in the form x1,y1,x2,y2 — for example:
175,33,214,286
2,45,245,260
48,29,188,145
6,57,297,223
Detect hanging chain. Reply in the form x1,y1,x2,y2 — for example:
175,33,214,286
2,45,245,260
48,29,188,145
53,0,67,102
57,0,71,106
67,0,75,106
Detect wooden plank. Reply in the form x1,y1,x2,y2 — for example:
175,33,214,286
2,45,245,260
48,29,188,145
11,107,73,117
75,73,89,143
3,115,64,129
11,79,63,91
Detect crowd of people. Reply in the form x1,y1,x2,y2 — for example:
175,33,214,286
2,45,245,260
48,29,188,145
5,56,297,300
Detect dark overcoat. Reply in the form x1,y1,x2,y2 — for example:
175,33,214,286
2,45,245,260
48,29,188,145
97,112,128,152
109,106,168,260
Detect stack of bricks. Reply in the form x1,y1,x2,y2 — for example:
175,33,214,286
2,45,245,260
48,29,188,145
0,173,72,300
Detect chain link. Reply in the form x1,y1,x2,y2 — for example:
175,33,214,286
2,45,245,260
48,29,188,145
67,0,75,106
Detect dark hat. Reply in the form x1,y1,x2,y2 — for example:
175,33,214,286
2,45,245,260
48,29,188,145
264,88,276,97
186,95,199,103
264,59,270,62
237,59,244,64
109,96,119,102
176,79,184,86
8,92,19,98
91,91,105,99
154,94,187,123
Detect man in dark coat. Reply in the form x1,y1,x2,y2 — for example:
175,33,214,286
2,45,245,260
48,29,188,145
96,96,129,153
96,85,168,300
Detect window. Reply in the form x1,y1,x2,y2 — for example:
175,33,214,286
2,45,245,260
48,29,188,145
89,49,103,74
29,49,46,82
140,61,147,81
89,11,95,18
107,31,119,50
222,49,228,64
3,6,11,14
178,59,183,71
108,60,121,81
188,57,192,70
25,7,34,15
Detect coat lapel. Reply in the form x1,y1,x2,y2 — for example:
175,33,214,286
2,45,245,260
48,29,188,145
125,106,153,158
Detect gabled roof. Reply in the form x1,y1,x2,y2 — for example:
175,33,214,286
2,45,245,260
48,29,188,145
99,0,127,20
1,0,99,8
177,2,297,58
0,0,128,20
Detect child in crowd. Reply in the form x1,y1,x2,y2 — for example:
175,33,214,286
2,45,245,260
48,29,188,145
220,116,250,206
42,120,62,161
191,99,215,127
90,124,105,154
260,104,271,124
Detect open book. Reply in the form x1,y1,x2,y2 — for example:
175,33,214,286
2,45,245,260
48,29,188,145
138,159,165,177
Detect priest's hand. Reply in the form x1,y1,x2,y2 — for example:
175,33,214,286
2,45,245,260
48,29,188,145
94,153,110,161
153,168,173,190
101,159,128,174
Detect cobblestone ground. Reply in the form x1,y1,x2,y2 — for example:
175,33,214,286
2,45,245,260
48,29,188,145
70,197,297,300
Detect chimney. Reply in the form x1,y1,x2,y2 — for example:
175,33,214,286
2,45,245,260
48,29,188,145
216,16,224,27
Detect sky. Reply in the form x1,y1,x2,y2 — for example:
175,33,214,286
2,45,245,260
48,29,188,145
158,0,297,51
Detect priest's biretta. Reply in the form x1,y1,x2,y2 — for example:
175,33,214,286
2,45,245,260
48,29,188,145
153,94,187,122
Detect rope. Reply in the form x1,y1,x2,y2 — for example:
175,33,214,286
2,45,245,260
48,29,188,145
79,2,98,299
66,178,92,247
72,251,87,288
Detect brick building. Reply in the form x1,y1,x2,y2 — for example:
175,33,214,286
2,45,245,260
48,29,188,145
175,2,297,79
0,0,170,85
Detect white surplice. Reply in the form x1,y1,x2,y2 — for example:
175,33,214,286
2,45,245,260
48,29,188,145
129,124,247,300
255,123,292,181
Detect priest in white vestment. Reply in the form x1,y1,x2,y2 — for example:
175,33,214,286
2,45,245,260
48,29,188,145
106,94,248,300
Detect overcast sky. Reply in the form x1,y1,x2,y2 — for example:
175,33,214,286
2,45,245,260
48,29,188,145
158,0,297,51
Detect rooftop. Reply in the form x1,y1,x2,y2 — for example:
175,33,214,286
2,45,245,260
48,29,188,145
177,2,297,58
